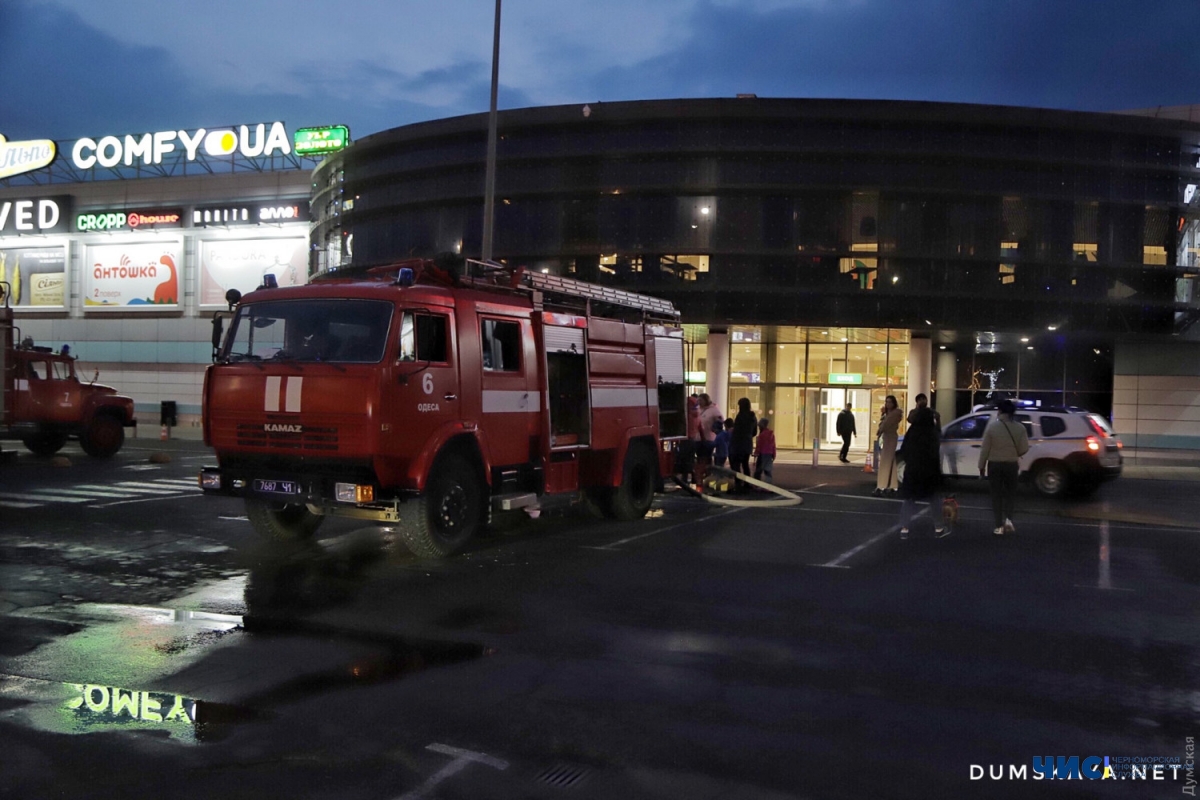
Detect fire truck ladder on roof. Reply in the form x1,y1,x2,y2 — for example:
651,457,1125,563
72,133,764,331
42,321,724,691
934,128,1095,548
464,259,680,321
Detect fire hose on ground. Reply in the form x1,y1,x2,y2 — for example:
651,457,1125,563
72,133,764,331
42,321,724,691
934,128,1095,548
673,465,803,508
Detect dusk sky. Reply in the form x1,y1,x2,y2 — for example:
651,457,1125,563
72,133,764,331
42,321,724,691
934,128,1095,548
3,0,1200,142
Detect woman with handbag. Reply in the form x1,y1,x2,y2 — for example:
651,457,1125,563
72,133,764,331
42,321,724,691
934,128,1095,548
979,398,1031,535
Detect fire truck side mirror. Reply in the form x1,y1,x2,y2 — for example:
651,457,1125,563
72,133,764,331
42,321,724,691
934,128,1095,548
211,315,224,353
225,288,242,310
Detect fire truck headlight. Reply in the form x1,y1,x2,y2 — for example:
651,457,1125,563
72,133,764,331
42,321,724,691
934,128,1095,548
199,471,222,490
336,483,375,503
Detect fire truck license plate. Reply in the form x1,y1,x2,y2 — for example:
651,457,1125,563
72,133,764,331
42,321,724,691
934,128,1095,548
253,479,300,496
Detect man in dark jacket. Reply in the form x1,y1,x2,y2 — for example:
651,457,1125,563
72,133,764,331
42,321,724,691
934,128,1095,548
729,397,757,490
836,403,856,463
895,406,946,540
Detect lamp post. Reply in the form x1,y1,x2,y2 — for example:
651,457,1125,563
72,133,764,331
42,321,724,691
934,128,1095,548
481,0,502,262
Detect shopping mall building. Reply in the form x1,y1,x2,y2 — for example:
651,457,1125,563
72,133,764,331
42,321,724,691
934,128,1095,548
3,100,1199,453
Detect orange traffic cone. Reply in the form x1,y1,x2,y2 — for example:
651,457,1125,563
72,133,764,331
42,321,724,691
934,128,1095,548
863,451,874,474
160,424,169,441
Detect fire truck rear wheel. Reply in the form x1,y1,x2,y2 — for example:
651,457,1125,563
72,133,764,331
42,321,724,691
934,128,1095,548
399,454,482,558
23,430,67,457
81,415,125,458
610,443,657,521
245,498,325,541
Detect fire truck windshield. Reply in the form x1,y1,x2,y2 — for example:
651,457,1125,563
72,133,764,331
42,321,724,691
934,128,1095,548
223,299,393,364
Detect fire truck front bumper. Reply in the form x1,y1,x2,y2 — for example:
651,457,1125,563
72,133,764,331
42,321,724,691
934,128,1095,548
199,466,407,523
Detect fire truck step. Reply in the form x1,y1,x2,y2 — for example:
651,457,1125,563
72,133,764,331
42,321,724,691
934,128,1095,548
492,492,538,511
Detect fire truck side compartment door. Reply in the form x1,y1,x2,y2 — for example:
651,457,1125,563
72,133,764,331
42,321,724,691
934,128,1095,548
544,325,589,448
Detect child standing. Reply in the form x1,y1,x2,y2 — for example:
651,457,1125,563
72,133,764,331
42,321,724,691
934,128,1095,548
753,417,776,484
713,418,733,467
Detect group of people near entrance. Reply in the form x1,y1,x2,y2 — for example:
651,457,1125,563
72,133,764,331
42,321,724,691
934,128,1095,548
711,391,1030,538
878,393,1029,539
687,393,776,489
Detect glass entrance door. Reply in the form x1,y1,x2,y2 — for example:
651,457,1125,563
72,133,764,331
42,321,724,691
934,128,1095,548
818,387,873,452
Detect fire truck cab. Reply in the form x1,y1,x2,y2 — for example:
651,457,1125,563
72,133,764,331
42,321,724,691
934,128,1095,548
201,258,688,557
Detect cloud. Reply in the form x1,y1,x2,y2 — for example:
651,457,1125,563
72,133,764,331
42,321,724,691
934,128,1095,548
4,0,1200,144
0,0,531,141
578,0,1200,111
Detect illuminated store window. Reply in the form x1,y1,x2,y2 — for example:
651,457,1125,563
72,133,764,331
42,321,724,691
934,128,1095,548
661,254,709,281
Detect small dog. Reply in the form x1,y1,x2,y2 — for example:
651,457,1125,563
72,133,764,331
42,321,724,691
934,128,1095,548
942,495,960,528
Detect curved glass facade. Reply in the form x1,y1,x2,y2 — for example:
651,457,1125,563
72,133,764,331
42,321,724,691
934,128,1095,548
310,98,1200,423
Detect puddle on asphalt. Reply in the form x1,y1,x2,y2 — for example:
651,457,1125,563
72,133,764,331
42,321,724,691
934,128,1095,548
2,535,490,744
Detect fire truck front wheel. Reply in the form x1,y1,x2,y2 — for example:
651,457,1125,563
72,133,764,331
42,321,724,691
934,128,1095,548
81,415,125,458
609,442,657,521
245,498,325,542
399,454,482,558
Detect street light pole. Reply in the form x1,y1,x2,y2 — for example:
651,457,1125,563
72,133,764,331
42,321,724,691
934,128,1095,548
481,0,501,262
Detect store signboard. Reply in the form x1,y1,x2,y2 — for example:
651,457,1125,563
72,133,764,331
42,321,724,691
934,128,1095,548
294,126,350,156
193,201,306,227
0,196,71,236
84,242,181,310
829,372,863,384
71,122,291,170
198,237,307,307
76,208,184,232
0,245,67,308
0,134,57,180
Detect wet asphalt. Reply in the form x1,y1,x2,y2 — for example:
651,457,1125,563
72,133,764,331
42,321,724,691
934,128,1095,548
1,439,1198,799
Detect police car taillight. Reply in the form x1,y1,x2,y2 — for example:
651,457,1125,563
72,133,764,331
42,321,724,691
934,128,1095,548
1086,436,1101,452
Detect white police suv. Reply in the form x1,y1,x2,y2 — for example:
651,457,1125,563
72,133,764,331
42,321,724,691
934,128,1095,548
939,402,1123,497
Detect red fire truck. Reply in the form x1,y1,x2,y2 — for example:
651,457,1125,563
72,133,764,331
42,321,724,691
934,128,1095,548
1,284,136,458
200,257,688,557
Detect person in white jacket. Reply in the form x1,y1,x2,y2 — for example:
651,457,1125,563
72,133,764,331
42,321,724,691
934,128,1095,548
979,398,1030,536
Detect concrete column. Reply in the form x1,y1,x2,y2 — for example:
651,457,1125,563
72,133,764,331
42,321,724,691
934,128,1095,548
936,349,957,423
707,330,730,416
908,336,932,415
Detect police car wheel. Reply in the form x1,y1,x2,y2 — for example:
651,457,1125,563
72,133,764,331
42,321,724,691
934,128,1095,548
1033,462,1068,497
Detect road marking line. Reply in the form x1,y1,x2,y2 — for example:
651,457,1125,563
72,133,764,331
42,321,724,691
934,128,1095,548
0,500,41,508
585,507,745,550
819,530,894,568
397,743,508,799
88,494,203,509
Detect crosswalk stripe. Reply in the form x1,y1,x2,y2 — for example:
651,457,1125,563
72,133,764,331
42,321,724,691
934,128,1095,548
114,481,192,492
3,478,202,508
75,483,179,495
0,492,90,503
15,487,124,499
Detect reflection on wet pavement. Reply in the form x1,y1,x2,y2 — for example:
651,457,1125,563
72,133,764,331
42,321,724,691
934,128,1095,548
1,530,491,745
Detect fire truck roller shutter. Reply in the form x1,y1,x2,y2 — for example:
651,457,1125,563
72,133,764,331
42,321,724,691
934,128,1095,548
654,336,687,438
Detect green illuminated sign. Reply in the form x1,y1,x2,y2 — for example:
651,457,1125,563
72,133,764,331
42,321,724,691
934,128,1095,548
829,372,863,385
294,125,350,155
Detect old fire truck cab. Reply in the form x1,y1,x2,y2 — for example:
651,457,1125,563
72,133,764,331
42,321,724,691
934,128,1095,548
0,288,136,458
201,258,688,557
